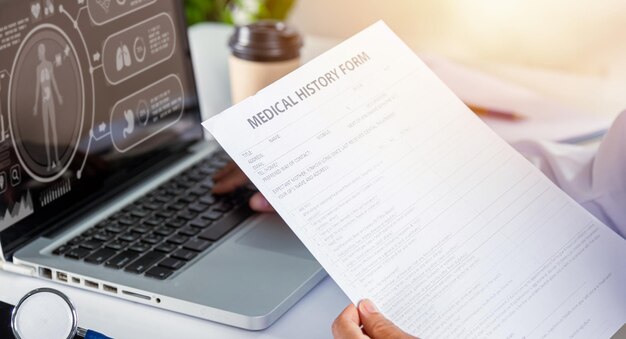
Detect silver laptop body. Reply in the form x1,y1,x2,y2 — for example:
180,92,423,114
0,0,324,330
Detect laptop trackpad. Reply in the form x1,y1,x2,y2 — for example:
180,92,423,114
236,214,313,260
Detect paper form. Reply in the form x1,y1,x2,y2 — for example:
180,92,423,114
203,22,626,338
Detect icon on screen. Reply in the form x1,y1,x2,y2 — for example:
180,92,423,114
0,172,6,193
10,165,21,187
116,43,132,71
122,109,135,138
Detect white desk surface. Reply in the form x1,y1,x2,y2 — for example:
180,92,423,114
1,23,624,339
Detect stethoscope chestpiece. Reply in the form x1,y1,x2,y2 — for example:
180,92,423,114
11,287,79,339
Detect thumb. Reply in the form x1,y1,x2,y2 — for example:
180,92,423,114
358,299,416,339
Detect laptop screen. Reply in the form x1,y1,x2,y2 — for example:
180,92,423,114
0,0,204,257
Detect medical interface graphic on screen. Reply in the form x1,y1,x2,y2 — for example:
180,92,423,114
0,0,189,231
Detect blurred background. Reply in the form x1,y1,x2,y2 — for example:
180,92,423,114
184,0,626,117
185,0,626,77
289,0,626,78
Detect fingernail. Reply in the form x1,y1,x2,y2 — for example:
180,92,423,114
250,194,270,210
359,299,379,315
259,197,270,208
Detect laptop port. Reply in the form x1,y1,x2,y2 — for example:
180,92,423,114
56,272,68,282
122,290,150,300
103,284,118,294
84,280,99,289
71,277,80,284
39,267,52,279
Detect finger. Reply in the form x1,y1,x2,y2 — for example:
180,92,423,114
212,162,238,181
249,192,275,212
332,304,368,339
358,299,417,339
212,170,249,194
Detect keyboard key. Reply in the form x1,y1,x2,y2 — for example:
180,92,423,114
158,257,185,270
176,180,195,189
212,202,233,213
105,224,126,233
167,202,186,211
124,251,164,274
129,242,151,253
166,219,185,228
178,226,200,236
154,226,175,236
68,236,85,246
81,228,99,237
119,232,141,242
52,245,71,255
142,234,163,245
65,247,91,260
190,217,211,228
155,242,177,253
142,217,164,226
188,202,209,213
118,216,138,226
200,178,214,189
105,250,140,269
155,210,174,219
166,187,184,195
177,210,197,221
132,225,151,234
188,187,209,196
197,173,214,183
85,248,117,265
198,195,216,205
167,234,188,245
171,249,197,261
183,239,212,252
130,209,150,218
201,210,223,221
154,194,173,204
142,201,162,210
197,168,214,177
106,240,128,251
186,172,206,182
95,220,109,229
211,158,228,167
80,239,104,250
145,266,173,280
162,182,177,189
198,206,252,241
93,232,115,242
177,195,196,204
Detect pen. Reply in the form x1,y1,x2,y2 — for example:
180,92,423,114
466,103,526,121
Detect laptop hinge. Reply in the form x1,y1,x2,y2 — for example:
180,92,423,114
0,242,6,263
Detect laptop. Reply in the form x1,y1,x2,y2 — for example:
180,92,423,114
0,0,325,330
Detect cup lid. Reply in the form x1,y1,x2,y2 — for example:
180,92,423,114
229,21,303,62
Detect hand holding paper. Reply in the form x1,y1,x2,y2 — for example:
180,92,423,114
204,22,626,338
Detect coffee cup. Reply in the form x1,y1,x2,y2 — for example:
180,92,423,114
228,21,303,104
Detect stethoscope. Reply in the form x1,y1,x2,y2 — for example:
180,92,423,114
11,288,112,339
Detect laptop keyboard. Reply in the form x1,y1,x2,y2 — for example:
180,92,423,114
52,152,255,280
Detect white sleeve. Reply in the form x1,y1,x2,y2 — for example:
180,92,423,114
512,111,626,238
